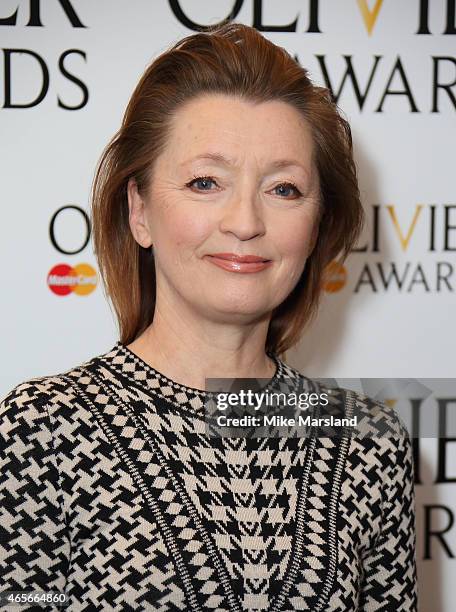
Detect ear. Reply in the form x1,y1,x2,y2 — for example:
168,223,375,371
127,178,153,248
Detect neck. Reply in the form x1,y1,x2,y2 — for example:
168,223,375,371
126,295,277,392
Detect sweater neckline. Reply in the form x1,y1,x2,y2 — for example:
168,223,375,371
114,340,286,397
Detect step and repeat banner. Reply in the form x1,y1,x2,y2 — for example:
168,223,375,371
1,1,454,609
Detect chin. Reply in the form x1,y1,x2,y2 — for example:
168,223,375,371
203,296,273,320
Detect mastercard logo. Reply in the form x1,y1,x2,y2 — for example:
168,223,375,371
47,263,97,296
322,260,347,293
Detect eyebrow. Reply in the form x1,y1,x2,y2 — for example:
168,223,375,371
179,152,309,174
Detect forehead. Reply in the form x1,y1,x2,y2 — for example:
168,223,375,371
161,93,315,167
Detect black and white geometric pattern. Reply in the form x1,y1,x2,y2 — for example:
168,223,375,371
0,342,418,611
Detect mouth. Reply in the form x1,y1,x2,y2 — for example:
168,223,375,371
204,253,272,274
207,253,271,263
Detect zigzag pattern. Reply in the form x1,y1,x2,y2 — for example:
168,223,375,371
0,341,417,611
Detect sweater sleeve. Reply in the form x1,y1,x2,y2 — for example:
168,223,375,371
358,425,418,611
0,383,71,600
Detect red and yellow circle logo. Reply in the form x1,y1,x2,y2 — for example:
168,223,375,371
322,260,347,293
47,263,97,296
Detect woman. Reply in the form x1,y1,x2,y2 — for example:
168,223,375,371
0,22,416,611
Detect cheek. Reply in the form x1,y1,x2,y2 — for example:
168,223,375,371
275,213,318,261
155,202,214,256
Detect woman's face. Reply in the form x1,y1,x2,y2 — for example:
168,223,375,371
128,93,321,323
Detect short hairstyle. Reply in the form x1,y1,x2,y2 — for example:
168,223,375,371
91,21,364,357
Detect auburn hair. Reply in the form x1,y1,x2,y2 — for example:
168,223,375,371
91,21,364,358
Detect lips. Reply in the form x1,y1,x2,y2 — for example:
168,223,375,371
207,253,270,263
204,253,272,274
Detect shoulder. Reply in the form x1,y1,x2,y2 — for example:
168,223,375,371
0,344,117,435
281,359,409,438
279,359,412,465
0,375,71,439
339,386,413,477
342,385,410,440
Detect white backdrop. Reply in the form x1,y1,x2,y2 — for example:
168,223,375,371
1,1,455,609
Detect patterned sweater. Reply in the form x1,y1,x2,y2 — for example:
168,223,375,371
0,342,417,611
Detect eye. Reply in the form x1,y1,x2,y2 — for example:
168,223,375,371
185,175,218,191
272,182,303,199
185,176,303,199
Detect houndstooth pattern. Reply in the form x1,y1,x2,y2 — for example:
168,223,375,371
0,342,417,611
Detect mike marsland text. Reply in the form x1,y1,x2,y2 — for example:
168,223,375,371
215,414,358,427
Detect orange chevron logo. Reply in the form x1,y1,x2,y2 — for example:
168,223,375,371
357,0,384,35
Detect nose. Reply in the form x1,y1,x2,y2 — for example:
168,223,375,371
218,186,266,241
